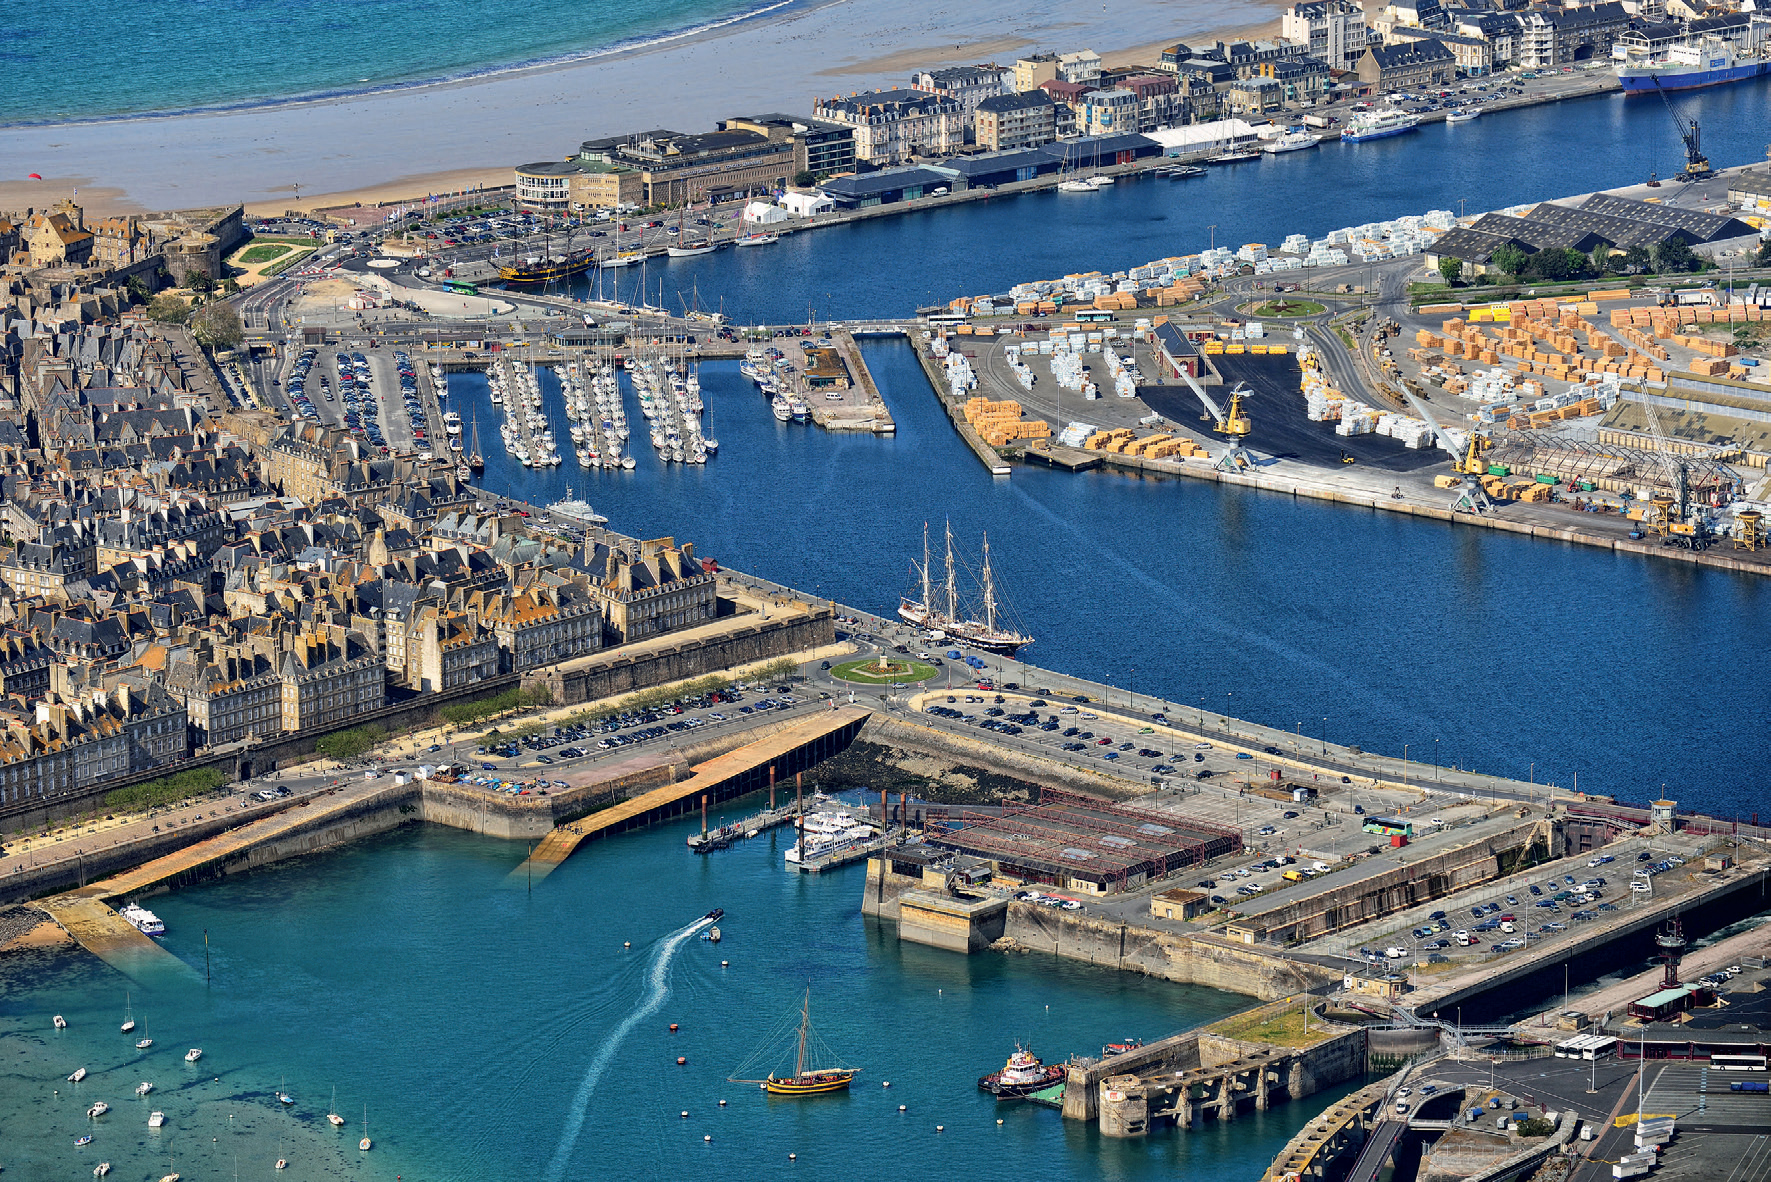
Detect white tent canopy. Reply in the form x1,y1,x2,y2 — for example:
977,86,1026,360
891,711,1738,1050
742,201,790,224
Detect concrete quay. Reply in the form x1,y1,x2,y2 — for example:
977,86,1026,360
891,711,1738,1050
511,705,870,882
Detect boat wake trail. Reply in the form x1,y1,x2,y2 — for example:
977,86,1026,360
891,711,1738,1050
543,915,712,1182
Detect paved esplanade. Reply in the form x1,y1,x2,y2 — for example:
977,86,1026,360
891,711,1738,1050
793,581,1560,809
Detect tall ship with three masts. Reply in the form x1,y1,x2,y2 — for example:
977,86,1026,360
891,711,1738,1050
729,988,859,1096
497,228,599,283
900,521,1033,656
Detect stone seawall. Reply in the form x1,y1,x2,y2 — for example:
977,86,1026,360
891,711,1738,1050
1,793,324,903
1003,901,1341,1000
147,786,422,895
537,609,835,707
1246,819,1549,943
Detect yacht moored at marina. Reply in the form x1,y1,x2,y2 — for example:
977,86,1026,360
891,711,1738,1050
1340,108,1420,142
1261,131,1319,153
1444,107,1482,123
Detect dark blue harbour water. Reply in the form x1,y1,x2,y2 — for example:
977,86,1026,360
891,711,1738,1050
562,80,1771,326
456,339,1771,823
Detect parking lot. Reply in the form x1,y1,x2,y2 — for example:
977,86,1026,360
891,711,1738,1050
452,682,829,795
1300,834,1706,971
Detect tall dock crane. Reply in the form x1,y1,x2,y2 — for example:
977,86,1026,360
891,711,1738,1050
1650,74,1712,182
1405,391,1494,513
1178,369,1257,471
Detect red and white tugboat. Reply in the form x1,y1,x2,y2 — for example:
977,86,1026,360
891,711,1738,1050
977,1045,1065,1099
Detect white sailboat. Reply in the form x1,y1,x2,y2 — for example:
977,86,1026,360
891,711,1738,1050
121,993,135,1034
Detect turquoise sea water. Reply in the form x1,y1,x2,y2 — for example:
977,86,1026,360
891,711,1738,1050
0,813,1366,1180
2,0,789,124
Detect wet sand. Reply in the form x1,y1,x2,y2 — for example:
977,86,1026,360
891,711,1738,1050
0,0,1284,218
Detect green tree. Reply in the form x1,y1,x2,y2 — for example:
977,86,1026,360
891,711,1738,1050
1652,236,1698,274
1523,247,1587,282
190,302,244,350
1589,242,1614,276
124,274,151,305
1437,256,1465,286
793,171,816,188
1622,245,1652,274
147,293,191,325
1756,239,1771,266
1490,244,1530,279
221,277,241,295
184,270,217,294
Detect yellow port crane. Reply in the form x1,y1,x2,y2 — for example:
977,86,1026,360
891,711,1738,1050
1179,369,1257,472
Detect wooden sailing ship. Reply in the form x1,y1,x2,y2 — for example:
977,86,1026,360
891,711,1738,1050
729,988,859,1096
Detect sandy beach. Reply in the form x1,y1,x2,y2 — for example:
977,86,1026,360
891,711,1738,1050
0,0,1284,218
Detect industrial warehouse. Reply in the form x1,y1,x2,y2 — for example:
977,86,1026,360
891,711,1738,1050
924,788,1242,894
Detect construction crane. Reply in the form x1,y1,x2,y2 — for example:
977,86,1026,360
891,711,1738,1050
1179,369,1257,471
1649,74,1712,182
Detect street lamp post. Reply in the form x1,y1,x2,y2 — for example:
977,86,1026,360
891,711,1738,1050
1321,717,1327,756
1434,739,1440,781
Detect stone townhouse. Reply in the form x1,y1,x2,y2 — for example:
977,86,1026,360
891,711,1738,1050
475,582,603,673
811,91,965,164
277,626,384,733
0,679,187,807
406,604,501,694
974,92,1058,151
164,644,282,748
577,537,718,645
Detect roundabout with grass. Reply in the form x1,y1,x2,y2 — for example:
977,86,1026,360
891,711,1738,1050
831,656,938,685
1243,299,1327,319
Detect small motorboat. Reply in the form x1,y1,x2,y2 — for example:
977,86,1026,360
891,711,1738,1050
704,908,725,922
702,926,722,944
75,1135,93,1147
148,1112,166,1128
69,1067,88,1082
136,1039,153,1050
135,1082,154,1096
95,1163,112,1177
55,1015,68,1030
183,1049,202,1063
275,1160,287,1171
87,1102,109,1119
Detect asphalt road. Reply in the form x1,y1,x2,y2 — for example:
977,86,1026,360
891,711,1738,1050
1142,353,1443,472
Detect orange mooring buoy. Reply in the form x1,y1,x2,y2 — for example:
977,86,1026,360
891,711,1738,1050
669,1024,679,1032
677,1056,687,1066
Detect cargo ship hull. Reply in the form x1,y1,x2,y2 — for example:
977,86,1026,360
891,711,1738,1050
1619,61,1771,93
